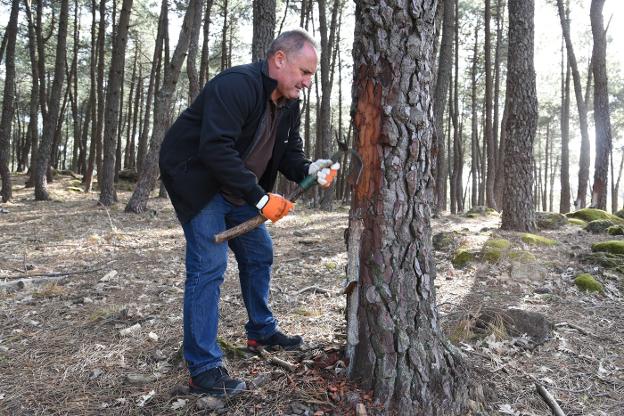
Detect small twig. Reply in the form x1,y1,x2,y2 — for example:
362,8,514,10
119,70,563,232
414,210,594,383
296,286,330,296
256,347,297,372
1,260,116,280
555,322,596,338
535,383,566,416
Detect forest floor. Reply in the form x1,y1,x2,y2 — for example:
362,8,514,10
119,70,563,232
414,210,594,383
1,173,623,416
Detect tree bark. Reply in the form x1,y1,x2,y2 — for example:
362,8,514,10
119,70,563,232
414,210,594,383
470,24,479,208
0,0,19,202
492,0,505,209
199,0,213,87
501,0,537,231
589,0,612,210
555,0,590,209
347,1,470,413
126,0,202,213
252,0,275,62
34,0,69,200
24,1,40,187
433,0,454,212
187,0,204,101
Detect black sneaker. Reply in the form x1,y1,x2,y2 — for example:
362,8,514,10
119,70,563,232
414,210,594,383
247,330,303,351
189,367,246,397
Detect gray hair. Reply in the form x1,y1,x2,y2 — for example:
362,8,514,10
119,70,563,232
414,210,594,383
267,29,319,58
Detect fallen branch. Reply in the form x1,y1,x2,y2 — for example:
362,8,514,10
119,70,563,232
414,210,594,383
296,286,330,296
555,321,596,338
0,275,67,290
2,261,115,281
535,383,566,416
256,347,297,372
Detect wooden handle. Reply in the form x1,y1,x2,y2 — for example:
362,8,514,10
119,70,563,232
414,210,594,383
213,214,267,243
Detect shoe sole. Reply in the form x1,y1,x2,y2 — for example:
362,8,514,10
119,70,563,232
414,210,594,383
189,381,246,397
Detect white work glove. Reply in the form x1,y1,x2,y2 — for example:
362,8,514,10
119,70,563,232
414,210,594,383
316,162,340,188
308,159,333,176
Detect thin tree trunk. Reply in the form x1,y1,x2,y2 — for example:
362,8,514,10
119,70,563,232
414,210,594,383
560,33,571,213
126,0,202,213
493,0,506,209
589,0,612,210
471,23,479,208
453,0,463,212
484,0,496,209
99,0,133,206
0,0,19,202
199,0,213,87
501,0,537,231
556,0,590,209
34,0,69,200
220,0,228,71
433,0,454,212
543,122,550,212
187,0,204,101
613,150,624,213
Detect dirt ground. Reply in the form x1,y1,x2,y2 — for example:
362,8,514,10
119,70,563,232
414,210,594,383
1,173,623,415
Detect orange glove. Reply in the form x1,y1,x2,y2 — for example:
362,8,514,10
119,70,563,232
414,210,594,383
256,193,294,223
317,162,340,188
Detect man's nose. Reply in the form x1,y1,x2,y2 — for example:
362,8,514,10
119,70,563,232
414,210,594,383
302,76,312,88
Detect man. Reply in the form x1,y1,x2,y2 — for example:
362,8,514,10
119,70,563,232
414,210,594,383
159,29,339,397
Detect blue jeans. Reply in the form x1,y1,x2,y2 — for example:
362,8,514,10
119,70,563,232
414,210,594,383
182,194,278,376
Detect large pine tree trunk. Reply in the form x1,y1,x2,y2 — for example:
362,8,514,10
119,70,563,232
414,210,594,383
501,0,537,231
556,0,590,209
470,24,479,208
199,0,214,87
0,0,19,202
99,0,133,206
433,0,454,212
126,0,202,213
346,2,469,413
251,0,275,62
589,0,612,210
34,0,69,200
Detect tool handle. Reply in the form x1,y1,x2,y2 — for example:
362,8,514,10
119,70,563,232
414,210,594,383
213,151,343,244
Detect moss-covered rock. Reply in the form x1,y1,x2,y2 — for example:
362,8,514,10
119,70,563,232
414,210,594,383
580,251,624,271
607,225,624,236
452,249,477,269
615,209,624,219
585,219,615,234
433,231,459,251
521,233,557,246
536,212,568,230
568,218,587,227
465,212,479,219
592,240,624,255
566,208,624,224
481,238,512,263
574,273,604,293
509,250,537,263
466,206,498,217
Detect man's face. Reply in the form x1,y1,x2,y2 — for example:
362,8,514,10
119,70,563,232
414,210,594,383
272,42,318,101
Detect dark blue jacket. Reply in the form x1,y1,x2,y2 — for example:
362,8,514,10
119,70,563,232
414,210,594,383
159,60,310,224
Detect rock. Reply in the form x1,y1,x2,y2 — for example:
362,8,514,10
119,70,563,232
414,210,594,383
248,373,271,389
607,225,624,236
534,286,552,294
89,368,103,380
536,212,568,230
356,403,367,416
170,384,190,396
196,396,225,410
125,373,157,385
482,238,512,263
148,332,159,341
151,349,167,362
580,251,624,273
521,233,557,246
452,249,477,269
119,323,141,336
508,250,536,263
476,308,552,347
432,231,458,251
592,240,624,255
614,209,624,219
83,297,94,304
585,219,614,234
574,273,603,293
566,208,624,224
99,270,118,282
568,218,587,227
510,261,546,283
466,206,498,216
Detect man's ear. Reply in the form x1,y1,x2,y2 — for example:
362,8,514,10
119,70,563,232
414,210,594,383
274,50,286,69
